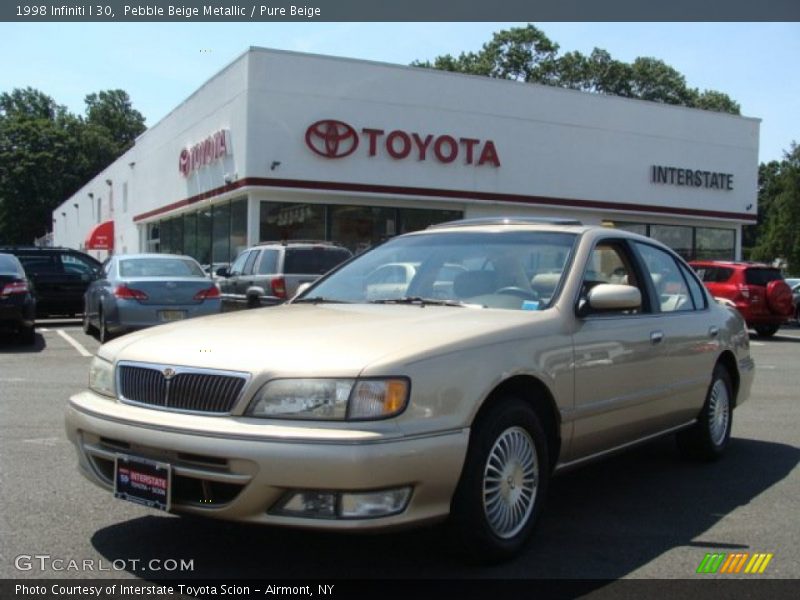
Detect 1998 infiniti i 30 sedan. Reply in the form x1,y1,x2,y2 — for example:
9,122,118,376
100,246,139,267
66,218,753,562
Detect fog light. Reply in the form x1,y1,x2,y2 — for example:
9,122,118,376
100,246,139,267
339,488,411,518
272,487,412,519
276,491,337,518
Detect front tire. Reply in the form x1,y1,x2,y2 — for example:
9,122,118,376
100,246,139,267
677,364,733,461
449,398,549,563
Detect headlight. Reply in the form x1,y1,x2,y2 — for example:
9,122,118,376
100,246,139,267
88,357,115,398
247,378,409,421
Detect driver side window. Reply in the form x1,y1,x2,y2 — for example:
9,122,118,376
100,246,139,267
580,242,643,315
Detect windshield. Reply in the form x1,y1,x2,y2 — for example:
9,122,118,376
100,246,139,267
300,230,577,311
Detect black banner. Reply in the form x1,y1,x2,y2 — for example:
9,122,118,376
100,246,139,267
2,0,800,22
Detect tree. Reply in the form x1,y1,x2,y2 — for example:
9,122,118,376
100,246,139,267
412,25,740,115
751,143,800,273
0,87,146,244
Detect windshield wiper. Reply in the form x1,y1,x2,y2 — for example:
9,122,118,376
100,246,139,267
368,296,466,307
293,296,351,304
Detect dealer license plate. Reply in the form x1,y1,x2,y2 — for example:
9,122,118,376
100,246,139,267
114,454,171,511
159,310,186,322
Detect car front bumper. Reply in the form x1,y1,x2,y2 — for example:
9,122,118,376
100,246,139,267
65,390,469,530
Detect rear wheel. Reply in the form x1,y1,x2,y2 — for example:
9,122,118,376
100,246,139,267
677,364,733,461
754,324,779,337
82,303,97,335
449,397,549,563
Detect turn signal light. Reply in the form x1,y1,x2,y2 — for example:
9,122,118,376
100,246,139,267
113,285,148,300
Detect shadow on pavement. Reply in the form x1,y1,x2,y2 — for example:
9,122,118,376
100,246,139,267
0,332,46,354
90,437,798,580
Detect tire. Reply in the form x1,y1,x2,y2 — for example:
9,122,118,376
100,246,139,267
754,324,779,337
98,308,113,344
246,295,260,309
677,364,733,461
449,397,549,563
82,304,97,336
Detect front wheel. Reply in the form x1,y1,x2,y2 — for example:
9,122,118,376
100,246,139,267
449,398,549,563
677,364,733,461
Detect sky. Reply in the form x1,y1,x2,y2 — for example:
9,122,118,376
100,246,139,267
0,22,797,164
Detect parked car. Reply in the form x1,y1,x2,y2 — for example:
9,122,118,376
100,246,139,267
82,253,222,343
0,246,101,317
0,253,36,344
689,260,794,337
791,281,800,322
66,218,753,562
217,241,352,309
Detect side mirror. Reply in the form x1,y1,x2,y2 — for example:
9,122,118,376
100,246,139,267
579,284,641,316
216,267,230,278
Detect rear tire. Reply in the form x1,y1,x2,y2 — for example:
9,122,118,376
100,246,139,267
449,397,549,563
754,324,779,337
677,364,733,461
82,305,97,336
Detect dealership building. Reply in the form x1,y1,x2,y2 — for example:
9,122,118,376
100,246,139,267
53,47,760,264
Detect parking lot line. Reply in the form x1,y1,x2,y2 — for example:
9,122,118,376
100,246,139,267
56,329,93,358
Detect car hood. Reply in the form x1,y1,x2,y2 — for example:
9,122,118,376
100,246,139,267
99,303,550,376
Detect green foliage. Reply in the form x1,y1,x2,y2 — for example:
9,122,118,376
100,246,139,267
750,144,800,274
0,87,145,244
412,25,740,115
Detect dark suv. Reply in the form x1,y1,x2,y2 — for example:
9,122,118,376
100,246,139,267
0,247,102,317
217,241,352,309
690,260,794,337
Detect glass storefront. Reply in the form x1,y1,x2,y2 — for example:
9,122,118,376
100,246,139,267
613,221,736,261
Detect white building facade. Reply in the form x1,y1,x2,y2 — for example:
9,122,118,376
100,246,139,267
54,47,760,264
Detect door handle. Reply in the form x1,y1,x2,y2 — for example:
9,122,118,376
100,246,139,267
709,326,719,338
650,330,664,345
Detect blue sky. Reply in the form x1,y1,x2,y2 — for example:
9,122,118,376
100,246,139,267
1,22,797,164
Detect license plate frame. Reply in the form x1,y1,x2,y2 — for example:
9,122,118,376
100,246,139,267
158,309,186,322
113,454,172,512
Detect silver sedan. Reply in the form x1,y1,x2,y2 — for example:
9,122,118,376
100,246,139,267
82,254,221,343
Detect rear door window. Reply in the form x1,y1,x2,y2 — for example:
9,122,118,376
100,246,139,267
694,266,733,283
284,247,352,275
745,268,784,286
243,250,260,275
257,249,280,275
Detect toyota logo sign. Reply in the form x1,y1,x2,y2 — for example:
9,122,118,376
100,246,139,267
304,119,501,167
305,120,359,159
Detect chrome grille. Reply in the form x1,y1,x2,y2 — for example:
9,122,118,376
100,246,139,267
118,364,247,414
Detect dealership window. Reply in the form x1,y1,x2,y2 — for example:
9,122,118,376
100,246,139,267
614,222,648,236
649,225,693,260
197,207,212,265
260,202,326,242
695,227,735,261
146,223,160,253
230,198,248,258
330,205,396,253
399,207,463,234
212,202,230,263
183,212,197,260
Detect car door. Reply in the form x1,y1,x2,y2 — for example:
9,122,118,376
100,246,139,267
60,252,101,314
631,241,718,426
87,259,114,323
219,250,251,304
235,249,261,298
568,238,676,461
16,252,63,315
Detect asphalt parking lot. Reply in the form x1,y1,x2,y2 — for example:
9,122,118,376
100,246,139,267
0,321,798,582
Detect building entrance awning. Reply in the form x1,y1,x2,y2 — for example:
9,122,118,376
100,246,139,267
85,220,114,250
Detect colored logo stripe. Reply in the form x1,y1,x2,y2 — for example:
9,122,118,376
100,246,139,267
697,552,773,574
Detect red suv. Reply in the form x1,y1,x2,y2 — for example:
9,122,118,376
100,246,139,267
690,260,794,337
